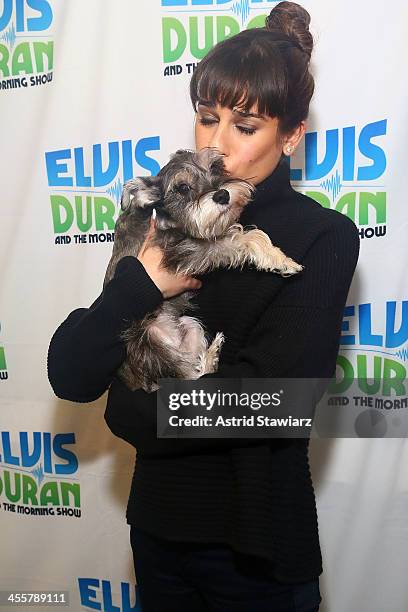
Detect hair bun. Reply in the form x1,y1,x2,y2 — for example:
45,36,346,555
265,1,313,60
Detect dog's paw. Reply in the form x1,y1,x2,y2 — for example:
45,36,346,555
198,332,225,375
208,332,225,369
212,331,225,351
260,253,303,276
278,258,304,277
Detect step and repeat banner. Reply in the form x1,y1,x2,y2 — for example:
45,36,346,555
1,1,407,611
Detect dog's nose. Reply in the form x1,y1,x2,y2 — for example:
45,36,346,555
212,189,230,205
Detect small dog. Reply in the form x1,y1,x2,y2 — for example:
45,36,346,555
103,147,303,392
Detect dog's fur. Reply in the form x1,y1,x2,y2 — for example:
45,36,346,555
103,147,303,392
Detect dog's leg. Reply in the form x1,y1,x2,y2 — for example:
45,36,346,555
194,331,225,377
103,210,151,287
178,316,207,355
178,316,218,377
119,311,195,392
166,226,302,278
177,317,225,378
215,225,303,276
205,331,225,373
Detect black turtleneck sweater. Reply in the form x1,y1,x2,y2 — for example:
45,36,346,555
47,158,360,583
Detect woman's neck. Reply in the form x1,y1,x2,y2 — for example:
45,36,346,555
239,157,294,225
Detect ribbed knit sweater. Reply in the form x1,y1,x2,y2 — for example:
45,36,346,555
47,157,360,583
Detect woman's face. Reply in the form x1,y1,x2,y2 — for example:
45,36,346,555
194,101,304,185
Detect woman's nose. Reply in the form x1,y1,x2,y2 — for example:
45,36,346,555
208,124,229,157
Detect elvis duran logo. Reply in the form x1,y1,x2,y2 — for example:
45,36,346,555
291,119,387,240
0,431,81,517
44,137,160,245
0,0,54,92
78,579,142,612
331,300,408,410
161,0,281,75
0,321,7,381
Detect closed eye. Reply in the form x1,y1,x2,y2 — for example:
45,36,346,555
197,117,257,136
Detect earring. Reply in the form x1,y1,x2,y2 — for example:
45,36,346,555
284,144,294,156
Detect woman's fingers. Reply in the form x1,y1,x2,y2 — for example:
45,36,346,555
136,210,203,297
178,274,202,291
186,276,202,289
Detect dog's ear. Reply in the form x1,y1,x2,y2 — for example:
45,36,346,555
120,175,162,211
168,148,194,163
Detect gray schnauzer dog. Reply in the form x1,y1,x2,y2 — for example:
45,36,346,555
103,147,303,393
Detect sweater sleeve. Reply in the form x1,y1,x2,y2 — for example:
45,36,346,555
104,215,360,458
47,256,164,403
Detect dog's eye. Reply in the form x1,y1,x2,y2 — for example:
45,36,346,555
175,183,191,195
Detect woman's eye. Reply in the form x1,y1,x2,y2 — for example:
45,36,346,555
237,126,256,136
197,117,256,136
175,183,191,195
198,117,216,126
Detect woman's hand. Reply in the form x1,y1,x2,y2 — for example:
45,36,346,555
137,215,203,299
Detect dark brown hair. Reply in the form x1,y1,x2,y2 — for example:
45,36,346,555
189,1,314,139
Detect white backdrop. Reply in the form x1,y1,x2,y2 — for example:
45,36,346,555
1,1,407,611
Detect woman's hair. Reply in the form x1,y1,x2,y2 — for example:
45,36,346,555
189,1,314,138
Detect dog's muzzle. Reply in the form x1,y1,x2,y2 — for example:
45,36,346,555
212,189,230,205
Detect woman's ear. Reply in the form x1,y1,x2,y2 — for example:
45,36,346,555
283,121,306,156
120,175,162,211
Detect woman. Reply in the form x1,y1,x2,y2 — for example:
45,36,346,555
48,2,359,610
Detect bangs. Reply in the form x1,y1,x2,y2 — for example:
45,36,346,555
190,29,289,120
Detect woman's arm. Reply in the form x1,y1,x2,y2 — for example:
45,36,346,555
48,213,202,403
47,256,164,403
104,213,360,458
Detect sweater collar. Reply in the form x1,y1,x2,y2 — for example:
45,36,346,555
238,156,294,226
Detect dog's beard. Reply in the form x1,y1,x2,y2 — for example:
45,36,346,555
183,182,254,239
186,193,235,239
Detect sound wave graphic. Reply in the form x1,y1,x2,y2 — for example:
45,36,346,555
32,464,45,486
320,169,342,200
231,0,251,24
395,348,408,361
230,0,280,23
106,178,123,206
0,23,16,49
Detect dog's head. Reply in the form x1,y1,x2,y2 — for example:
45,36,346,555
119,148,255,239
